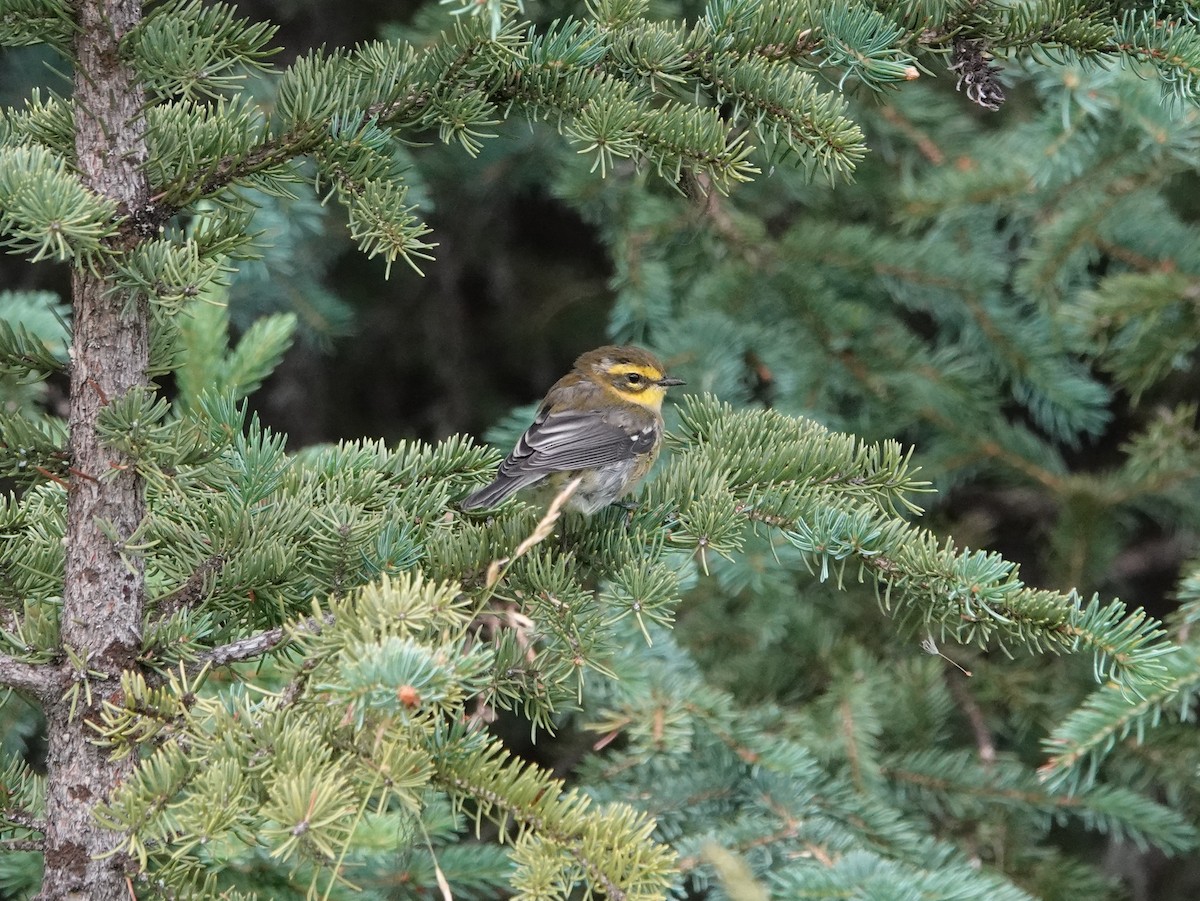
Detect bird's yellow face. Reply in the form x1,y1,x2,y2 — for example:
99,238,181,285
592,361,684,412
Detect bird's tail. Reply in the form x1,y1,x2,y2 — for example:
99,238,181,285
459,473,542,511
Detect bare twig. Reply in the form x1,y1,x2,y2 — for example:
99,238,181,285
0,655,60,702
4,808,45,830
277,657,320,711
878,106,945,165
946,667,996,769
153,555,226,621
0,838,45,852
194,614,333,671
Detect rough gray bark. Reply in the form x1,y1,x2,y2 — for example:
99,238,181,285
35,0,151,898
0,654,56,700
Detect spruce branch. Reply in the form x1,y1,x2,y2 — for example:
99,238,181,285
155,20,518,209
807,0,918,88
0,408,69,483
989,0,1115,54
0,0,74,51
793,330,1078,488
663,396,1176,691
2,89,75,155
430,724,675,900
0,314,68,380
817,518,1172,691
697,52,866,177
1112,11,1200,101
93,574,674,897
126,0,280,101
583,636,1038,898
0,144,122,263
317,165,436,276
150,126,310,209
1040,644,1200,791
884,749,1197,852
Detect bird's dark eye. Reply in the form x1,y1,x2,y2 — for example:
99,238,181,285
626,372,643,384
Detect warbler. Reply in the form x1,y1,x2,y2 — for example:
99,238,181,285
461,345,685,514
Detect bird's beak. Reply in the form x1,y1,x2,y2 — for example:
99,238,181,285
657,375,686,387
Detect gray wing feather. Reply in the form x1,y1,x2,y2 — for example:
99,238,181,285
460,409,657,510
504,411,656,474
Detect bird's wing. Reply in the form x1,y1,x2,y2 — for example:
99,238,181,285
460,409,658,510
500,408,658,477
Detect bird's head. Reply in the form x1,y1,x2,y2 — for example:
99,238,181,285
574,345,686,411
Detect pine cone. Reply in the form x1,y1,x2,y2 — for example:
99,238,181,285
950,37,1006,111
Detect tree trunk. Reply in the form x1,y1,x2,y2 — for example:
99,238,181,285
36,0,150,898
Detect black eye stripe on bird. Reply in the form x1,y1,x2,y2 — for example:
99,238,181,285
460,345,685,515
